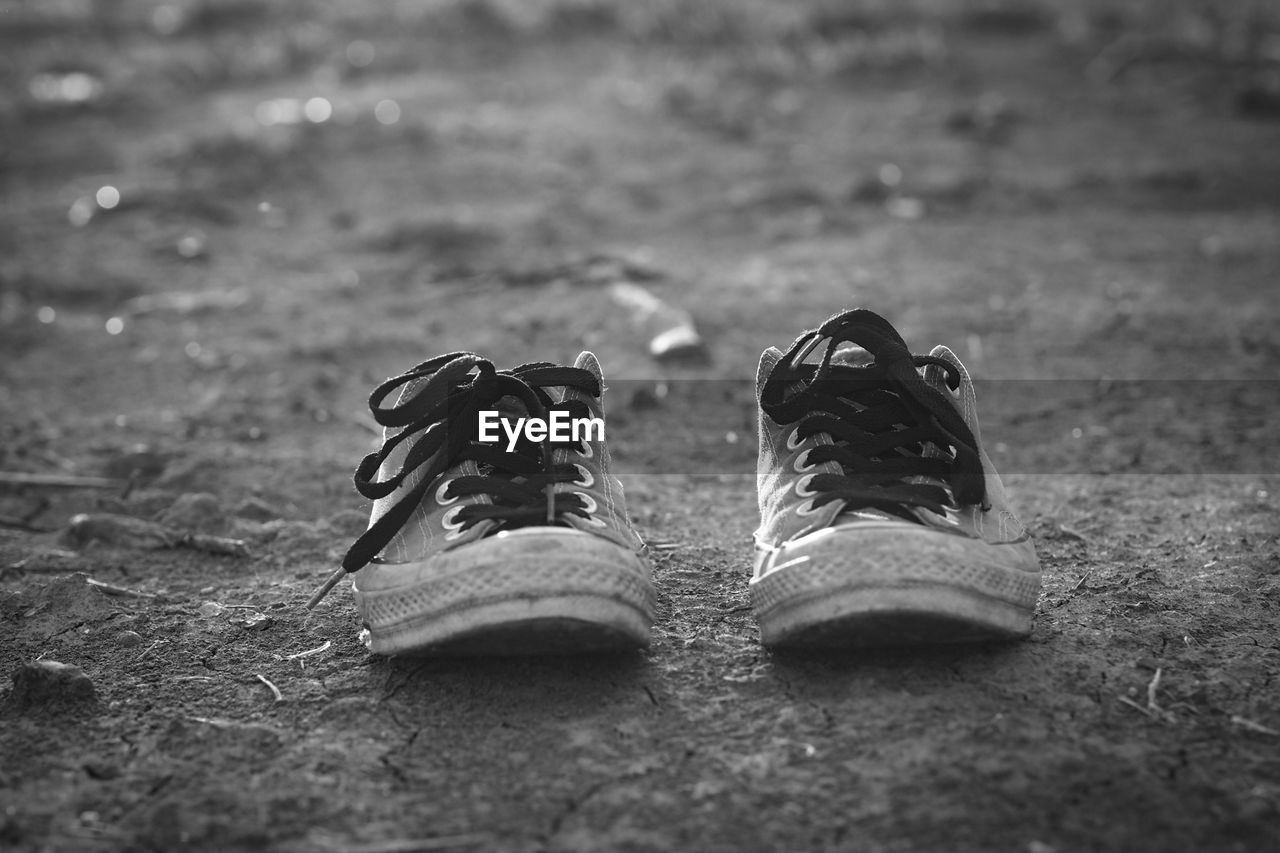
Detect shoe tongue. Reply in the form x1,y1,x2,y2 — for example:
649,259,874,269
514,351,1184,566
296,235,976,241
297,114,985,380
756,347,783,400
565,350,603,407
573,350,604,381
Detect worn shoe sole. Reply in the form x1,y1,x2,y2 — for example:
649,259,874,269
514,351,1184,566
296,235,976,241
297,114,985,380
752,521,1040,648
352,529,655,656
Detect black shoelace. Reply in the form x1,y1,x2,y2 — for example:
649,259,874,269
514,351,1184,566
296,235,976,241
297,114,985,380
760,309,988,523
306,353,600,608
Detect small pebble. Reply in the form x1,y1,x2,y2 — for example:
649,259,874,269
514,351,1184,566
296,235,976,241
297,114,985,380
233,497,280,523
239,612,273,631
197,601,224,618
8,660,97,714
83,761,121,780
115,630,144,648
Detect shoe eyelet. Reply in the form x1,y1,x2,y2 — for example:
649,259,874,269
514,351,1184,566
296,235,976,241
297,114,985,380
574,491,607,527
573,464,594,488
792,449,814,474
435,479,459,506
441,505,465,533
579,441,594,459
785,428,806,452
795,498,822,517
794,473,819,498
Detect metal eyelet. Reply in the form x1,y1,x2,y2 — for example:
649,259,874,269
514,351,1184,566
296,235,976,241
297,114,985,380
785,428,806,452
573,464,594,488
440,504,465,532
435,479,459,506
794,473,818,498
795,499,822,517
574,492,608,527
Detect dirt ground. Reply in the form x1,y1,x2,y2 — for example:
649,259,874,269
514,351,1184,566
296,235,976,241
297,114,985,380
2,1,1279,851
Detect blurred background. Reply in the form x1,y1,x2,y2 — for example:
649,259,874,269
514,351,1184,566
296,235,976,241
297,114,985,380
2,0,1278,482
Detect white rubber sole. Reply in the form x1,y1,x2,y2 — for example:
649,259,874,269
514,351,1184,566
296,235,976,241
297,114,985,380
353,537,655,656
752,523,1040,649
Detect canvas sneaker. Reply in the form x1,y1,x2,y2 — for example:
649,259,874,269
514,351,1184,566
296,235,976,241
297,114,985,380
751,308,1041,648
307,350,655,655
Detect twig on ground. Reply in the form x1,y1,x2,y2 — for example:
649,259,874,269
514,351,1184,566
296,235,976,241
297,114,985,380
1058,524,1091,543
286,641,332,660
59,827,125,843
1072,573,1090,591
119,472,139,501
326,835,495,853
1146,667,1164,713
64,514,249,557
3,550,79,577
1088,33,1280,84
1230,715,1280,736
85,577,156,598
179,533,251,558
137,640,161,660
256,673,284,703
0,472,122,490
1119,668,1174,723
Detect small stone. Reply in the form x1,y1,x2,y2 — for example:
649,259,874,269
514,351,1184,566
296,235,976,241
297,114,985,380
176,230,207,260
233,497,279,523
114,630,144,648
7,660,97,714
238,611,273,631
102,446,169,481
83,761,121,780
197,601,225,618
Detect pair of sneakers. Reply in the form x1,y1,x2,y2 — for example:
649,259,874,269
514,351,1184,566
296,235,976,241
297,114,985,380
307,309,1041,654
